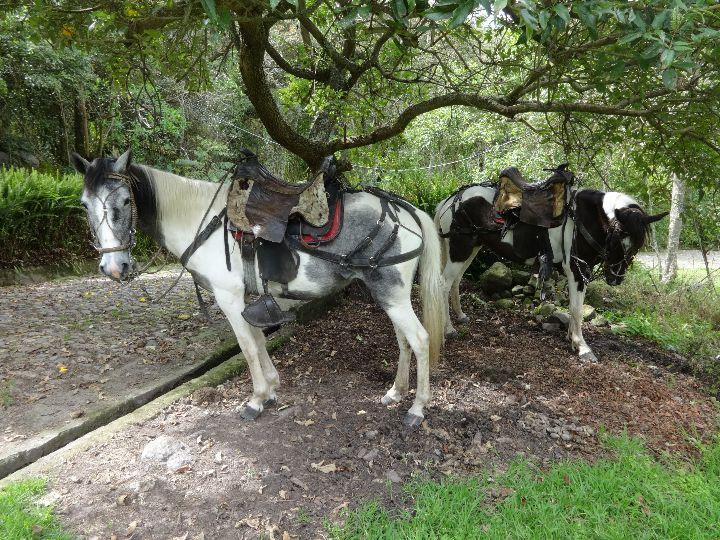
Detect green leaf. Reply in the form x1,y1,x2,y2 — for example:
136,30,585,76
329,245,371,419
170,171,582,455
269,0,281,9
449,0,474,28
538,9,550,30
200,0,217,20
493,0,507,12
660,48,676,68
652,10,669,29
553,4,570,26
662,68,677,89
406,0,416,12
520,8,538,30
393,0,408,19
617,31,643,45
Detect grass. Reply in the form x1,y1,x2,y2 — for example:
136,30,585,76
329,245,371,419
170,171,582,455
0,479,72,540
587,265,720,383
329,435,720,539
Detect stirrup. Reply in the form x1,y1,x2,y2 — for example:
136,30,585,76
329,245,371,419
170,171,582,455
242,293,296,328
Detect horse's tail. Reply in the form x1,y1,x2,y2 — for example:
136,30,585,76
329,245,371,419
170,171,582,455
417,208,447,368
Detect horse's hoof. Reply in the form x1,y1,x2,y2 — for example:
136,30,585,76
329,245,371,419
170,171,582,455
579,351,599,363
263,397,277,408
381,393,400,406
457,314,470,324
446,329,459,339
239,405,262,420
403,413,424,429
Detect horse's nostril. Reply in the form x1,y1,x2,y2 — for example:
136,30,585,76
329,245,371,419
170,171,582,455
120,262,130,277
99,263,106,274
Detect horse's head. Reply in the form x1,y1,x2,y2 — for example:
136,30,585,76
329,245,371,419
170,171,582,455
602,202,667,285
71,148,138,282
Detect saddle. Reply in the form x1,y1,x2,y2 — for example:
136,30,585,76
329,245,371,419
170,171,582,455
227,149,330,243
226,152,345,329
495,164,573,229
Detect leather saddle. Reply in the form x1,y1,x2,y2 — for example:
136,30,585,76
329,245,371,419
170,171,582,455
495,164,574,229
226,152,345,329
227,149,330,242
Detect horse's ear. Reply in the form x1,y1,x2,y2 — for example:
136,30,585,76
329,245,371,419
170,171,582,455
70,152,90,174
112,147,132,173
643,211,669,224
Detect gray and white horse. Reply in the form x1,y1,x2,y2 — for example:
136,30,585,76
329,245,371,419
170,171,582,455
72,149,446,427
435,185,667,362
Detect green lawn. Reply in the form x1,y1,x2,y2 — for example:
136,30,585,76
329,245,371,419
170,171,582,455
0,479,72,540
330,436,720,539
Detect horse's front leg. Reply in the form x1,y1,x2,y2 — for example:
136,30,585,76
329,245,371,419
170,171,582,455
251,326,280,406
564,267,598,363
213,288,272,419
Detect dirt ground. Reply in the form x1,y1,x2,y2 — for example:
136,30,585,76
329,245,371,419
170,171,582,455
40,282,717,540
0,270,229,458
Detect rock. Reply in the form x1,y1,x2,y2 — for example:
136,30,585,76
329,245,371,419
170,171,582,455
385,470,402,483
512,269,532,285
167,449,194,472
522,285,534,295
141,436,187,462
478,262,513,294
610,322,628,334
591,314,609,328
534,303,556,317
469,294,487,308
17,151,39,168
542,322,562,332
560,431,572,442
582,305,596,321
494,299,515,309
511,285,525,295
547,310,570,327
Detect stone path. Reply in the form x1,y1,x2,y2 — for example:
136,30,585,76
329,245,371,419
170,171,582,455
0,268,231,474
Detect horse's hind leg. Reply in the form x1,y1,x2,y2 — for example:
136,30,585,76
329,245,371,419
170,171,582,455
385,302,430,428
213,288,272,419
381,322,411,406
442,247,479,335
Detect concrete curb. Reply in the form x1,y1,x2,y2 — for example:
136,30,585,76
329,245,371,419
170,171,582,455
0,293,339,487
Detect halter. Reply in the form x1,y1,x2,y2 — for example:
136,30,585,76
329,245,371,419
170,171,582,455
572,208,637,284
86,171,138,255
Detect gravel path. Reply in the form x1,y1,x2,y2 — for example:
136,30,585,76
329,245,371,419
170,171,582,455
638,250,720,270
0,268,230,463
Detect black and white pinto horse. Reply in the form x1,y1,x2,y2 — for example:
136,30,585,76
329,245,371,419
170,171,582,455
435,184,667,362
72,150,446,427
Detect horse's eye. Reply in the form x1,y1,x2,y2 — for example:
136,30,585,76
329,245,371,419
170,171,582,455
81,201,88,209
123,198,131,206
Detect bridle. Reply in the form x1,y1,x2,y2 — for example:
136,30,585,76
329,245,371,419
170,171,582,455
572,206,638,284
86,171,138,255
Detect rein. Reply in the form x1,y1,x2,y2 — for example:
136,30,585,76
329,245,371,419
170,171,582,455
87,171,139,254
570,194,636,284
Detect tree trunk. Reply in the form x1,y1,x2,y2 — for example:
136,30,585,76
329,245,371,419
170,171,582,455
74,93,90,157
661,172,686,283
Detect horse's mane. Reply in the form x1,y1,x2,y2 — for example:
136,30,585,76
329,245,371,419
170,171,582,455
134,165,226,223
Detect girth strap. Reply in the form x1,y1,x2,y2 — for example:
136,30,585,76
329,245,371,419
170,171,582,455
286,191,423,269
240,235,259,295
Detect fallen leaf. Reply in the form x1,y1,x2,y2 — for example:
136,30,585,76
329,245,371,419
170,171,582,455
356,410,367,416
116,493,132,506
311,461,337,474
138,297,147,303
31,524,43,536
57,363,68,374
126,520,138,536
294,419,315,427
177,313,191,320
563,474,571,485
282,532,291,540
279,490,288,500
